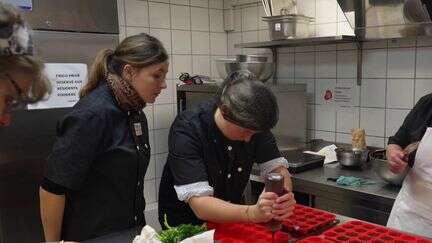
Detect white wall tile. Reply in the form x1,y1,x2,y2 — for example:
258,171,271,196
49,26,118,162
209,0,223,9
337,50,357,78
192,31,210,55
316,51,336,78
297,0,316,18
154,104,175,129
307,104,315,130
315,79,336,105
126,26,149,37
386,109,410,138
211,56,227,79
336,133,352,144
277,53,294,78
144,180,157,203
210,32,228,55
337,22,354,36
172,55,192,78
362,49,387,78
337,107,359,133
172,0,188,5
172,30,192,54
242,6,258,31
156,153,168,179
315,131,336,142
227,32,242,55
295,52,315,78
154,129,170,154
149,2,171,28
233,8,242,32
360,79,386,107
415,79,432,103
191,7,210,31
315,23,337,37
192,55,211,76
315,105,336,131
171,4,191,30
387,48,415,78
416,47,432,78
360,108,385,136
365,136,385,148
241,31,258,55
210,9,224,32
117,0,126,26
386,79,414,109
143,105,154,130
155,79,174,104
145,156,156,180
316,0,337,24
148,130,155,155
191,0,209,7
296,79,315,104
125,0,149,27
258,29,270,42
150,28,172,54
258,5,268,30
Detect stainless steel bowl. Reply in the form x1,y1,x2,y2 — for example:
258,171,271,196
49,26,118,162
215,60,274,82
336,147,369,167
370,150,409,186
236,55,269,62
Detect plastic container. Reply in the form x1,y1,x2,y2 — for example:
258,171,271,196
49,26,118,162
321,220,432,243
297,236,334,243
282,204,336,236
262,15,314,40
207,222,291,243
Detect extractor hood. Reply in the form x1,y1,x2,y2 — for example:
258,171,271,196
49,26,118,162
337,0,432,40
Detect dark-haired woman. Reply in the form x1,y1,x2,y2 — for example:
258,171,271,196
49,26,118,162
158,71,296,228
39,33,169,242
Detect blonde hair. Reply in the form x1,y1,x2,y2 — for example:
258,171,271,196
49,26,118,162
80,33,168,98
0,55,51,103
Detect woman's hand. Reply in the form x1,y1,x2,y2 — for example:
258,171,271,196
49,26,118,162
387,144,408,174
248,191,277,223
272,191,296,221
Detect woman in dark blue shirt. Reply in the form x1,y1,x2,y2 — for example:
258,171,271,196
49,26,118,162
39,33,169,242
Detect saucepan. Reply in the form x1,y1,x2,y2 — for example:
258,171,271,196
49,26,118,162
336,147,369,167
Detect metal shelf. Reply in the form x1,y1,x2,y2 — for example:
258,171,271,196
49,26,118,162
234,35,358,49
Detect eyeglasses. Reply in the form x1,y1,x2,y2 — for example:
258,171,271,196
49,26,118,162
5,73,32,109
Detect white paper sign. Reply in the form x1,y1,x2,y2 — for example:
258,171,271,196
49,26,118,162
28,63,88,110
5,0,33,11
334,85,353,105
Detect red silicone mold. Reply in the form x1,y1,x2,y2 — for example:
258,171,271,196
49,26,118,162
207,222,291,243
282,204,337,236
297,236,334,243
321,220,432,243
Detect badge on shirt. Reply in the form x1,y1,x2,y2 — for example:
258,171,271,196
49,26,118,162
134,122,143,136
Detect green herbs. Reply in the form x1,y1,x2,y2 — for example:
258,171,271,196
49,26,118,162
157,214,207,243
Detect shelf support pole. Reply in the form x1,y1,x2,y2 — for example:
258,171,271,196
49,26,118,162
356,42,363,86
271,47,278,84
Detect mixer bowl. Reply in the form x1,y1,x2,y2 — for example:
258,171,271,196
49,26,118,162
215,60,274,82
370,150,409,186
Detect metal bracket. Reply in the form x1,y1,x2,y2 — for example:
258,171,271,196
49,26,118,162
271,47,278,85
356,41,363,86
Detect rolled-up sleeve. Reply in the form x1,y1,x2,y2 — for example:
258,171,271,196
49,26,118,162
44,111,105,191
168,118,213,202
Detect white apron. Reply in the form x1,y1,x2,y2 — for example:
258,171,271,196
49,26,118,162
387,127,432,238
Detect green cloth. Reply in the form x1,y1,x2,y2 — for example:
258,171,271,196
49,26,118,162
336,176,376,187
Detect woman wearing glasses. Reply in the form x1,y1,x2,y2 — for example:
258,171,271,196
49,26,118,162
158,71,296,228
39,33,169,242
0,2,51,126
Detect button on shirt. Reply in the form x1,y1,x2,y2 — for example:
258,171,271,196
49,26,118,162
158,99,288,227
43,83,150,241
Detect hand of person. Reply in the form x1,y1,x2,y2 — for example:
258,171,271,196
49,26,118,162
387,144,408,174
272,191,296,221
248,191,277,223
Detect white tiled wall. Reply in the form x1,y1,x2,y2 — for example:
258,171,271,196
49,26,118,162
228,0,432,149
117,0,226,220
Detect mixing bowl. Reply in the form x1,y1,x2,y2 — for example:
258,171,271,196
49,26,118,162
336,147,369,167
215,59,274,82
370,149,409,186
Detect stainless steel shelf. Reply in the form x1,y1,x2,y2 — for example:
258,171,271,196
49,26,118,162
234,35,358,48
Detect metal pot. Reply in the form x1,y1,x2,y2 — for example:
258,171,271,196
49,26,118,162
336,147,369,167
370,149,409,186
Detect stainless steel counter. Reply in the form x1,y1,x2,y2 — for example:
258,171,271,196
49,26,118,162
250,158,400,225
